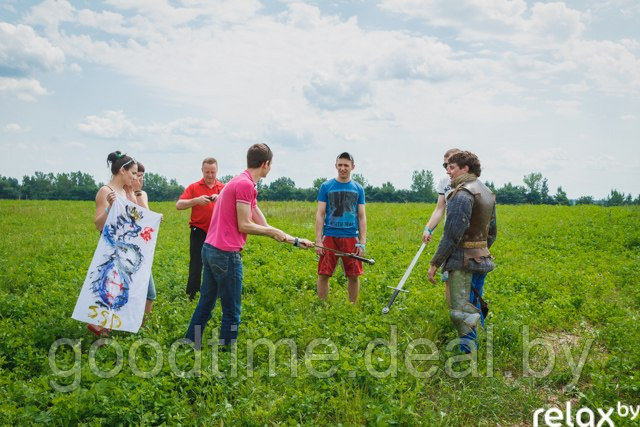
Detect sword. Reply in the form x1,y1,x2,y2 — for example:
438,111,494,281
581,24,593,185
382,243,426,314
313,243,376,265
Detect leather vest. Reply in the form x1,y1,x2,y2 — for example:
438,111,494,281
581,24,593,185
460,179,495,244
449,179,496,263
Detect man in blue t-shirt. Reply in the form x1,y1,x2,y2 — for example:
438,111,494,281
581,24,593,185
315,152,367,303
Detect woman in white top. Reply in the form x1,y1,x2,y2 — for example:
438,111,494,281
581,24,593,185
422,148,461,303
89,151,139,337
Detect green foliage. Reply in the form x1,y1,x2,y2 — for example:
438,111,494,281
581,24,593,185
0,176,20,199
312,177,327,190
3,171,630,205
143,173,184,201
576,195,594,205
522,172,553,204
18,172,100,201
1,201,639,424
410,170,437,202
352,173,367,188
554,186,570,206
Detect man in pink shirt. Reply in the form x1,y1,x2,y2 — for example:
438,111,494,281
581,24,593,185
185,143,312,349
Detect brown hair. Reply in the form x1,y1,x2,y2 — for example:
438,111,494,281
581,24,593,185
107,151,136,175
136,162,145,173
247,143,273,168
444,148,461,159
448,151,482,177
202,157,217,167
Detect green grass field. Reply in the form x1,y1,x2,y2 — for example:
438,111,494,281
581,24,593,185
1,200,639,425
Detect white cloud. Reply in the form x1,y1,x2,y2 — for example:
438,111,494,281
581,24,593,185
373,35,462,81
380,0,586,44
24,0,75,32
526,2,586,42
0,77,49,101
564,39,640,95
3,123,23,132
77,110,225,152
500,147,569,172
64,141,86,149
304,73,373,110
148,117,221,138
0,22,65,75
548,99,582,117
78,110,137,138
380,0,527,32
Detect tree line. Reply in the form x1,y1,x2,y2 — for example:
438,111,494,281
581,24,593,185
1,170,638,206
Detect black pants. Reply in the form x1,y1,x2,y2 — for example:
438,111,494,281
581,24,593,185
187,226,207,298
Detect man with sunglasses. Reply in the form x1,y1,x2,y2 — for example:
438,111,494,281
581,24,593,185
427,151,497,354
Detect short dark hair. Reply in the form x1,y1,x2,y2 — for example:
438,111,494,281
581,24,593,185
107,151,136,175
336,152,354,164
136,162,145,173
448,151,482,177
247,143,273,168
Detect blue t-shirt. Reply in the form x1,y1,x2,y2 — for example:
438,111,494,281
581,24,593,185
317,178,365,237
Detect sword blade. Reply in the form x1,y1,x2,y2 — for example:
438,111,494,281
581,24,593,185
394,243,426,291
382,243,426,314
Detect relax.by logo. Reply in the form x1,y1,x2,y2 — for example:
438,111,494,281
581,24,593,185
533,401,639,426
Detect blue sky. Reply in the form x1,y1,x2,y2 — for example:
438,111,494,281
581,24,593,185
1,0,639,198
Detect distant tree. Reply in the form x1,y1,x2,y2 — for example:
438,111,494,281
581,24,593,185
634,194,640,205
624,194,633,205
378,181,397,202
56,171,99,200
485,181,496,192
523,172,547,204
410,169,437,202
540,178,553,204
144,173,184,201
554,186,570,206
218,174,234,183
395,189,415,203
352,173,367,187
21,172,56,200
266,177,297,201
313,177,327,190
495,182,527,204
605,189,625,206
0,175,20,199
575,195,594,205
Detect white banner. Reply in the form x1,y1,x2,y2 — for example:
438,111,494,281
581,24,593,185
72,196,161,333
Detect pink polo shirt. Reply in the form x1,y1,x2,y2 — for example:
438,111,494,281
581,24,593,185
205,170,258,252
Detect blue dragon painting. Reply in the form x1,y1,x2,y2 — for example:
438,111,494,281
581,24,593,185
91,205,144,311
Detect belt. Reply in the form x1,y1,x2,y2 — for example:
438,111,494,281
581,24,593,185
460,241,487,249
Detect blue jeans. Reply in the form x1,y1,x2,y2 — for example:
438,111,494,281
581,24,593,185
460,272,487,353
185,244,243,349
470,272,486,326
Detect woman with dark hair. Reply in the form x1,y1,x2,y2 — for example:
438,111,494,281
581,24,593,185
89,151,139,336
94,151,138,232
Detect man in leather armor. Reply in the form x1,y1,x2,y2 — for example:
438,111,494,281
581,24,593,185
428,151,497,353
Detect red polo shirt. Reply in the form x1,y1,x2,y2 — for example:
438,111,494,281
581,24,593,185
179,178,225,232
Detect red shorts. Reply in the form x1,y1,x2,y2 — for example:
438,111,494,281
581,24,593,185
317,236,363,277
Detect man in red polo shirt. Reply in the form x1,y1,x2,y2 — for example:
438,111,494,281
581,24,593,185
176,157,225,300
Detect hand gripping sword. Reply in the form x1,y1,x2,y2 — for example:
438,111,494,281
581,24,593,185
382,243,426,314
